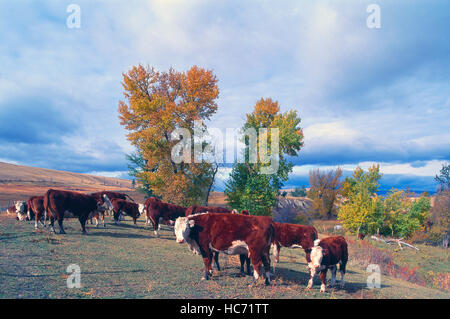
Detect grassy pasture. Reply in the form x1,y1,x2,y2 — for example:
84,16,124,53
0,214,448,299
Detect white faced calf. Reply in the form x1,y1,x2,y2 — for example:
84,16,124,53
307,237,348,292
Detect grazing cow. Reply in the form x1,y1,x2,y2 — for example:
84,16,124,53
89,191,135,224
43,189,113,234
14,201,28,221
110,197,144,226
145,197,187,237
272,223,318,264
307,236,348,292
174,213,274,285
185,205,231,216
27,196,46,228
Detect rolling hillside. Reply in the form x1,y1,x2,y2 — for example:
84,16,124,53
0,162,138,207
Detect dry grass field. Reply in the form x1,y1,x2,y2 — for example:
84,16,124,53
0,213,449,299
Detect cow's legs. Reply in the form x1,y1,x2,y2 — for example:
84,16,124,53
57,218,66,234
102,212,106,228
239,254,251,275
213,252,220,271
79,216,88,235
319,269,327,292
249,249,263,285
49,216,56,233
202,254,213,280
339,260,346,288
261,253,271,285
307,267,315,289
133,217,138,227
272,243,281,263
152,215,160,237
330,265,337,287
95,217,99,228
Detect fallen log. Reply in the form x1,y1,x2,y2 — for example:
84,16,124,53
370,235,419,251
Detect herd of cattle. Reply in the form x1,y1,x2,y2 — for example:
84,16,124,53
5,189,349,292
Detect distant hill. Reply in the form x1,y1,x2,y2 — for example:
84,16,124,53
0,162,142,207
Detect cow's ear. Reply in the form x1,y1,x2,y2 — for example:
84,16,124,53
188,219,195,228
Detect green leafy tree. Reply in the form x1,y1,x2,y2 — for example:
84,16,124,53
338,164,382,236
225,98,303,216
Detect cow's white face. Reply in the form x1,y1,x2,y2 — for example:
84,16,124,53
101,195,114,211
309,245,324,274
174,217,194,244
15,201,25,213
138,204,145,216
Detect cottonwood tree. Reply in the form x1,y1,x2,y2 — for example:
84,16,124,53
118,65,219,205
307,168,343,219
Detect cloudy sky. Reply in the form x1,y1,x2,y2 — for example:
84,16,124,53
0,0,449,193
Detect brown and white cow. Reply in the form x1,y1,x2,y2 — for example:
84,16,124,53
27,195,46,228
110,197,144,226
13,201,28,221
43,189,112,234
307,236,348,292
89,191,135,225
272,222,318,265
145,197,187,237
174,213,274,285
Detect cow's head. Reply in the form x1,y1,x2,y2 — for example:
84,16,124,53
138,203,145,217
309,239,327,275
100,194,114,212
174,217,195,244
15,201,27,221
231,209,239,214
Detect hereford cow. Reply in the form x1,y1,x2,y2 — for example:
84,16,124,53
110,197,144,226
185,205,231,216
272,223,318,264
14,201,28,221
307,236,348,292
43,189,113,234
174,213,274,285
89,191,135,224
27,195,46,228
145,197,187,237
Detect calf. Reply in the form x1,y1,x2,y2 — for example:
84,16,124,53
307,236,348,292
174,213,274,285
272,223,318,264
111,197,144,226
27,196,46,228
43,189,112,234
145,197,187,237
89,191,135,224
